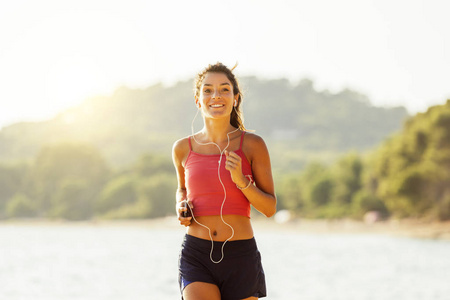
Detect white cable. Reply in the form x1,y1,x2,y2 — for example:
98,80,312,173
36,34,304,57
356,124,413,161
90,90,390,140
187,108,238,263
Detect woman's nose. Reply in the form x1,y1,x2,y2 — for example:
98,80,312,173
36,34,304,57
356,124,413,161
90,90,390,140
212,90,220,99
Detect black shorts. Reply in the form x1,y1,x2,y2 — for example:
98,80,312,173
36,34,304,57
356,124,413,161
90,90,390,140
178,234,267,300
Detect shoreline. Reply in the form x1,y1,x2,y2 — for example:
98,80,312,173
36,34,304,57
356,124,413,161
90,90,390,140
1,217,450,241
252,217,450,240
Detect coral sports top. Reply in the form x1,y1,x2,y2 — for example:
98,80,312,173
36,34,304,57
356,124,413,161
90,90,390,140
185,132,253,218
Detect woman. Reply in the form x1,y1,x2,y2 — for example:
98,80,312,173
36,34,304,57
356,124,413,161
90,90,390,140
172,62,277,300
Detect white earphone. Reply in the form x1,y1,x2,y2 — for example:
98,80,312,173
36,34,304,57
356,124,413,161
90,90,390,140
189,108,238,264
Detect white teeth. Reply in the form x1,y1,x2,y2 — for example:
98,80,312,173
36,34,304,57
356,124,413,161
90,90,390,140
210,104,224,107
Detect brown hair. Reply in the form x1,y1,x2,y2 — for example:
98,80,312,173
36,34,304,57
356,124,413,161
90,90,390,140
194,62,246,131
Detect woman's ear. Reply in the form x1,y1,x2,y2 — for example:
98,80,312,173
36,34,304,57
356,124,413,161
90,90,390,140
195,97,200,108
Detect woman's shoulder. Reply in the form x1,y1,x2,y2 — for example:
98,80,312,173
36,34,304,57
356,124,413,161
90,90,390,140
172,136,191,161
243,131,266,147
242,132,269,157
173,135,190,147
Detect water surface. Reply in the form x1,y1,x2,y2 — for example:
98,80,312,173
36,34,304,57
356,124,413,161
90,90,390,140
0,222,448,299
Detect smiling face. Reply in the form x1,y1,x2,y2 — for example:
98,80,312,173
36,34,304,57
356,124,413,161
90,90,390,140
196,72,239,120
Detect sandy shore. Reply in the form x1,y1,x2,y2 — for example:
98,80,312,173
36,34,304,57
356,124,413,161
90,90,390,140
1,217,450,241
252,217,450,240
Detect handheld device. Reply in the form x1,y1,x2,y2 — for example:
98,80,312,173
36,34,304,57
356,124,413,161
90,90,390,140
181,200,192,218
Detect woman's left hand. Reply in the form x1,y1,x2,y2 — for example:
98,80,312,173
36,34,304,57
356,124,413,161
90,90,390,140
224,150,248,188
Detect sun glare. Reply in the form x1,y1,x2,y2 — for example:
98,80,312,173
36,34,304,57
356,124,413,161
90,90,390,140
0,6,154,128
45,56,109,111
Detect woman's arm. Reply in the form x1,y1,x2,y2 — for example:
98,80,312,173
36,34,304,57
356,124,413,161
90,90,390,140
172,138,193,226
225,133,277,217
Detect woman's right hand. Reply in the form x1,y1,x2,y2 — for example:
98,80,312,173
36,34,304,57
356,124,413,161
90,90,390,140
176,199,193,227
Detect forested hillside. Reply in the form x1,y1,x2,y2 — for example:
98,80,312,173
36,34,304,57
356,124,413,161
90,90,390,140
0,77,407,168
276,100,450,221
3,76,429,221
368,100,450,219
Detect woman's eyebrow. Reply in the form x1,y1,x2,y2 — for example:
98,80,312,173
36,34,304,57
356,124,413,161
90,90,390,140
203,83,231,86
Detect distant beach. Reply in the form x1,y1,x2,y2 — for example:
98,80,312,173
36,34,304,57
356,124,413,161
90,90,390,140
252,217,450,241
2,216,450,241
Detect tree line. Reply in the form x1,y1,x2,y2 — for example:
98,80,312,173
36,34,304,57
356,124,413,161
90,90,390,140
276,99,450,221
0,144,176,220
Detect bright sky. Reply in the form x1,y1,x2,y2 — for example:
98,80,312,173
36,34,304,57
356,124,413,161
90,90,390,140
0,0,449,129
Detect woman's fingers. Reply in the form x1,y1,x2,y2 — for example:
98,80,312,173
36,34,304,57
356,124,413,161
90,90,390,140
178,211,192,226
177,200,193,226
225,151,241,170
179,216,192,226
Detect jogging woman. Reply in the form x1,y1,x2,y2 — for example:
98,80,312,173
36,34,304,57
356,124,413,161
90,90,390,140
172,62,277,300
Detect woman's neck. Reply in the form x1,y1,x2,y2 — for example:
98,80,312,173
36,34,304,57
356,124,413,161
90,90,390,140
200,118,238,144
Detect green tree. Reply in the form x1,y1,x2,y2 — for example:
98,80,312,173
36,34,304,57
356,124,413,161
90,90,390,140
298,162,334,217
51,179,93,220
371,100,450,220
351,189,387,217
29,143,109,217
277,173,304,211
0,163,29,216
331,152,363,205
6,193,37,218
136,174,177,218
95,174,137,215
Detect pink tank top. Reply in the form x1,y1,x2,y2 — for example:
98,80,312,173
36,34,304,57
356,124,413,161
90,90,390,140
185,132,253,218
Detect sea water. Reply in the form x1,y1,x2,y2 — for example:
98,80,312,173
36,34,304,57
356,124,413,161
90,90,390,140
0,222,449,300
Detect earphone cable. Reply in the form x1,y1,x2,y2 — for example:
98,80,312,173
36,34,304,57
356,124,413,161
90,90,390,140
187,108,238,263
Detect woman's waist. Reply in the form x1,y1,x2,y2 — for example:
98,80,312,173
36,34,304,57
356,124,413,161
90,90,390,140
181,234,258,257
187,214,253,241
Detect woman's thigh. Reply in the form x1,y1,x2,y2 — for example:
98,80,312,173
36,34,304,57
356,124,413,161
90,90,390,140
183,282,221,300
183,282,259,300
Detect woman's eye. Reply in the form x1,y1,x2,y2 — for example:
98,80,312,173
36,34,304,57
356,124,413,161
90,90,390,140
222,88,229,92
204,89,211,93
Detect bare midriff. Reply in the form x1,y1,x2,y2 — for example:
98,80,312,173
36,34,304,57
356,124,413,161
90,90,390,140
187,215,254,241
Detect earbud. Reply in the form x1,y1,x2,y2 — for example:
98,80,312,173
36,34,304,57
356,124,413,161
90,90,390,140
234,100,237,107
